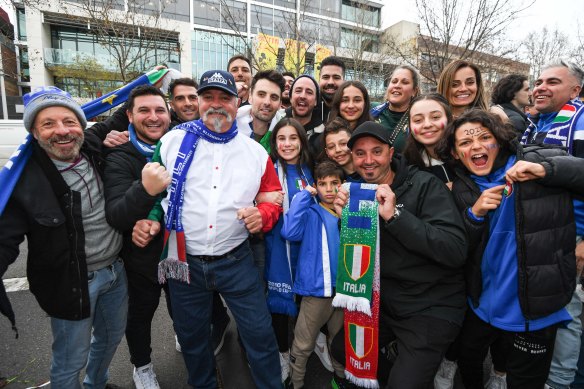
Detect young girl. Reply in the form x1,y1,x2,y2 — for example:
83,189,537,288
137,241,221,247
437,60,489,119
370,64,421,152
437,109,584,388
322,117,362,182
328,81,372,131
265,117,314,384
403,93,454,187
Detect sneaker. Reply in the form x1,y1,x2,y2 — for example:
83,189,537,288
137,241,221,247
175,334,181,353
485,371,507,389
133,363,160,389
280,350,290,382
212,315,231,356
314,332,334,372
331,374,358,389
434,358,457,389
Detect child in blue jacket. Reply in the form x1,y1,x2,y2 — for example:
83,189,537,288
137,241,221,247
281,161,346,388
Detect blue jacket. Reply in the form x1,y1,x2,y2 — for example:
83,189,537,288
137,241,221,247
281,189,339,297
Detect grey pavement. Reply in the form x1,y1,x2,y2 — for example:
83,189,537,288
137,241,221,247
1,242,334,388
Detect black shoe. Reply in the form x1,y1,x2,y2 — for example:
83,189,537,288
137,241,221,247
212,315,231,356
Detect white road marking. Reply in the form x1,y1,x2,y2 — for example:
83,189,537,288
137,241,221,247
3,277,29,292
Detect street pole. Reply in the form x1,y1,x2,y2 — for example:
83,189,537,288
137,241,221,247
0,71,7,120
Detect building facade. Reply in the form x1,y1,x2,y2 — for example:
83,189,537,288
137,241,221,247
11,0,391,101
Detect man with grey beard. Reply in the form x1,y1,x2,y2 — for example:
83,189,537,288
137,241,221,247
0,86,127,388
133,70,283,388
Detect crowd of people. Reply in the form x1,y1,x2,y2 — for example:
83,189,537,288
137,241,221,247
1,53,584,389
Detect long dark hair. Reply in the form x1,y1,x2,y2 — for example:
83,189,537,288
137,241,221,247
328,81,372,129
269,117,313,175
403,93,453,169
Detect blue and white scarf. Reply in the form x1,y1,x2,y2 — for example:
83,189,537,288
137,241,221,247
521,99,584,154
158,119,238,284
128,123,156,161
0,68,173,217
370,101,389,119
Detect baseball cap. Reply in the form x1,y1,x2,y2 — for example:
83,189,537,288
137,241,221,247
347,121,391,149
197,70,238,97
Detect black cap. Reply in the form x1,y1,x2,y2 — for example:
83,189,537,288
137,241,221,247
347,121,391,149
198,70,238,97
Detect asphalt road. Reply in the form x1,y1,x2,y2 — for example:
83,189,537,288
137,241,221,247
1,242,333,388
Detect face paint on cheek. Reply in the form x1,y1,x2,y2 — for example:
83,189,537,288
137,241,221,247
460,152,465,159
277,143,285,152
411,126,420,135
486,143,499,150
296,144,301,151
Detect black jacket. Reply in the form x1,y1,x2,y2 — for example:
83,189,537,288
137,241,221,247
104,142,162,283
499,103,528,135
169,109,186,130
451,144,583,320
380,155,468,325
0,132,107,320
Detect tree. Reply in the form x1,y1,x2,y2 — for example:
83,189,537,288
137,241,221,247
384,0,533,87
521,26,571,83
209,0,319,76
56,0,181,82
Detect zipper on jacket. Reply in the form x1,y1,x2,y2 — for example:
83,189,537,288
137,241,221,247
69,190,84,317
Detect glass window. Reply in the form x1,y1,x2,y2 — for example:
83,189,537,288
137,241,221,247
16,8,26,41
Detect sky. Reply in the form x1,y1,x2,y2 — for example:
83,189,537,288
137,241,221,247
381,0,583,45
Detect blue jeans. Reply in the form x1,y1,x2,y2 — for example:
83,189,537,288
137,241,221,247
50,259,128,389
168,241,281,389
547,286,583,389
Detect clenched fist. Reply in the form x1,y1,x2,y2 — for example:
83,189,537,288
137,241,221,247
142,162,171,196
237,207,263,234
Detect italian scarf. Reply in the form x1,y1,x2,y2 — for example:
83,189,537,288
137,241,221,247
157,120,238,284
333,182,380,388
521,99,584,153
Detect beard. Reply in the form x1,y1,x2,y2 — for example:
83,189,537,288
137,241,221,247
203,108,233,132
37,133,84,162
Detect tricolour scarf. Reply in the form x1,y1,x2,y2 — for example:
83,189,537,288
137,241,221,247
521,99,584,153
128,123,157,161
266,161,311,316
157,120,238,284
0,67,171,217
333,182,380,388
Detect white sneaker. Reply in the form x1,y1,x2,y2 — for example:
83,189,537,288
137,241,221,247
175,334,181,353
314,332,334,372
279,350,290,383
486,370,507,389
133,363,160,389
434,358,457,389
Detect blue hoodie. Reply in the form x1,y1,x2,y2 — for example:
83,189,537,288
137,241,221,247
470,155,571,331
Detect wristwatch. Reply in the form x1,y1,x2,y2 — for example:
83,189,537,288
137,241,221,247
385,207,401,225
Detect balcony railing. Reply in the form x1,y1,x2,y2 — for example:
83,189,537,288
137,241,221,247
44,48,181,73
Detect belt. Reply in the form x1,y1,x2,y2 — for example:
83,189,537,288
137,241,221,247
190,240,247,263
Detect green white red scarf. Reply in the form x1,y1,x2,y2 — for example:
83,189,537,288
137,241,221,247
333,182,380,388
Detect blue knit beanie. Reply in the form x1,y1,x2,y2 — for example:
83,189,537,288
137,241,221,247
23,86,87,132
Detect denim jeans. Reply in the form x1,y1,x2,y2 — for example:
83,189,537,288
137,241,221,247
50,259,128,389
168,240,281,389
547,286,583,389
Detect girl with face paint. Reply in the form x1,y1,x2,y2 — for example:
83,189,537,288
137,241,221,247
403,93,455,188
434,109,584,388
265,118,314,382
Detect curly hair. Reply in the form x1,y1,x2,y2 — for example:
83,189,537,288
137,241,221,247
491,74,528,105
435,109,517,165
